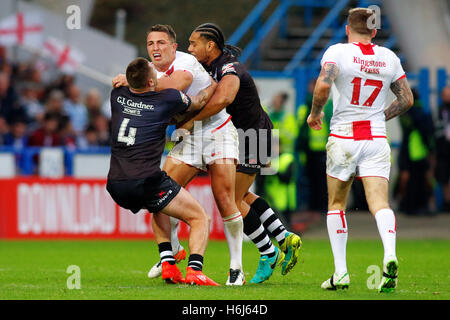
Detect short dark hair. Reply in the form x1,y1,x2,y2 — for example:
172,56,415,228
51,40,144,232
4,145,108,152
126,57,152,90
148,24,176,42
347,8,376,36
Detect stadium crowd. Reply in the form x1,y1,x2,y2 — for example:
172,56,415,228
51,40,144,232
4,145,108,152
0,46,111,152
1,44,449,217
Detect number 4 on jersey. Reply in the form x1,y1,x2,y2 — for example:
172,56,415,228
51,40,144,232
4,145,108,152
118,118,136,146
351,77,383,107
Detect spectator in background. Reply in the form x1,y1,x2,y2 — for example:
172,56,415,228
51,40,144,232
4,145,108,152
44,74,75,99
28,112,62,147
0,46,6,68
261,133,297,227
435,86,450,212
63,84,88,135
268,92,298,153
396,89,435,215
59,115,77,148
3,116,28,171
77,125,100,149
296,79,331,213
84,88,103,124
92,113,110,146
3,116,28,149
45,90,65,115
0,116,8,145
42,89,67,132
259,92,298,222
0,71,27,125
19,83,44,129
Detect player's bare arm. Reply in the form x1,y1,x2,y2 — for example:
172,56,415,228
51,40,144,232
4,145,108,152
191,74,240,121
157,70,193,91
112,70,193,91
307,63,339,130
187,80,218,112
384,77,414,121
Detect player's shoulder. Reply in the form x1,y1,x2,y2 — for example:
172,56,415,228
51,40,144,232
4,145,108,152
325,43,347,54
158,87,180,98
174,51,198,65
159,88,189,103
218,54,242,75
220,53,239,66
375,45,400,60
111,86,128,97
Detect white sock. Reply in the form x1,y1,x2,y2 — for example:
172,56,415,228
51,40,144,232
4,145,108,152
327,210,348,275
170,217,182,254
374,208,397,264
223,212,244,270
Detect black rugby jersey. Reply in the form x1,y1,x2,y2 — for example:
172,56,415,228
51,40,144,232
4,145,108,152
108,86,190,180
203,52,273,131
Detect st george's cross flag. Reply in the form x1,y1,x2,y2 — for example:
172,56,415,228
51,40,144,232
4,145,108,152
0,12,43,47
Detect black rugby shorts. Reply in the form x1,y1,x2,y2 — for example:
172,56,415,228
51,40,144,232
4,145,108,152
106,171,181,213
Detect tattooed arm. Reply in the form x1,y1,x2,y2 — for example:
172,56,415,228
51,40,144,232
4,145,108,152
307,63,339,130
384,77,414,121
187,79,218,112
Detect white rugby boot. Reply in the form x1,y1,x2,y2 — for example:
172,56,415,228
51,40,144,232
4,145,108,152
321,272,350,290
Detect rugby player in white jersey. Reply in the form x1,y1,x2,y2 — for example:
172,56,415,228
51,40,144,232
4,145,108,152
113,24,244,286
152,23,303,285
307,8,413,292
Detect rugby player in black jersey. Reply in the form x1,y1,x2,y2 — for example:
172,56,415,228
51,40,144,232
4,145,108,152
113,25,245,286
179,23,303,283
107,57,219,286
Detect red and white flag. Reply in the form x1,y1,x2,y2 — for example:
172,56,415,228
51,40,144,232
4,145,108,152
0,12,43,47
43,37,85,74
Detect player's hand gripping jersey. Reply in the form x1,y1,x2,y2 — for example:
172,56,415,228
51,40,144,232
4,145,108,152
161,51,239,171
323,42,406,181
154,51,231,132
322,42,405,139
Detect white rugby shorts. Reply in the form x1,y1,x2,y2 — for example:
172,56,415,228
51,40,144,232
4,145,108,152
326,135,391,181
168,118,239,171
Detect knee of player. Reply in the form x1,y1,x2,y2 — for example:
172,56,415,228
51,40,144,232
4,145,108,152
214,189,235,208
195,207,210,226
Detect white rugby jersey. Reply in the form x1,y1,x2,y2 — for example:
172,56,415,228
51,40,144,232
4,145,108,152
321,42,405,138
154,51,231,132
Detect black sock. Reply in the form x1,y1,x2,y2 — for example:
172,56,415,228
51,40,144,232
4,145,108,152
158,242,175,265
188,254,204,271
243,208,276,258
251,197,287,247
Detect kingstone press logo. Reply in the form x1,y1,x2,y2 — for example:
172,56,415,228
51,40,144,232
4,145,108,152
169,121,279,175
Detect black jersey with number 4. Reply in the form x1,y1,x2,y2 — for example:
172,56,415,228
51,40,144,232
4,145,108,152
108,86,191,180
204,52,273,132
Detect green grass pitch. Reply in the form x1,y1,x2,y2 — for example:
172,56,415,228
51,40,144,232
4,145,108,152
0,239,448,300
